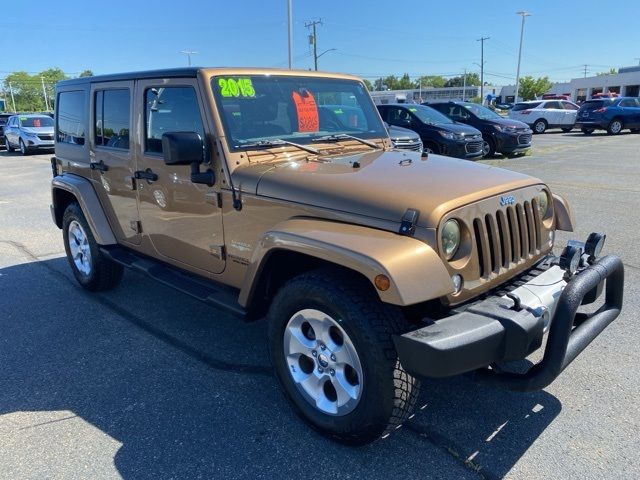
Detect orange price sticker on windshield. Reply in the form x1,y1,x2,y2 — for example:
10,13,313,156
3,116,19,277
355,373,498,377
292,90,319,132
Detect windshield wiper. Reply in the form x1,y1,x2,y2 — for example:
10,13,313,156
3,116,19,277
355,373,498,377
236,139,320,155
312,133,380,149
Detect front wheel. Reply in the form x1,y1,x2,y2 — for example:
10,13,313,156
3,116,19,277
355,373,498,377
19,139,30,156
607,119,623,135
268,268,420,445
5,137,14,152
481,135,496,157
62,203,124,291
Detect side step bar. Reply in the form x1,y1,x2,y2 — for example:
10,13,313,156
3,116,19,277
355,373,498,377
101,246,247,318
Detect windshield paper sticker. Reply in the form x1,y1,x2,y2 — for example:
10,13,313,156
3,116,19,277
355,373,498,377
218,78,255,98
292,90,319,132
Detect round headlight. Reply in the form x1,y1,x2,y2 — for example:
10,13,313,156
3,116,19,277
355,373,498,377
537,191,550,218
441,219,461,260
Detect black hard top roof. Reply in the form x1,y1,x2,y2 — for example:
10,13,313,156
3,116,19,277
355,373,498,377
56,67,200,87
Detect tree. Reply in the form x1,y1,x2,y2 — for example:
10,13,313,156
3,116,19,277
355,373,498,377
596,68,617,76
3,68,68,112
445,73,480,88
517,75,553,100
362,79,373,91
79,69,94,77
415,75,447,88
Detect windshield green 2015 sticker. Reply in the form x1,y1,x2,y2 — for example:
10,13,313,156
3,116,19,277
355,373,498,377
218,78,255,98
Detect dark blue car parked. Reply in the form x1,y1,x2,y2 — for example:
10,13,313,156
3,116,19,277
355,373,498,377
575,97,640,135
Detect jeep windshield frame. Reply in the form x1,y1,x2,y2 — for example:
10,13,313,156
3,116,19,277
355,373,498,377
210,75,387,153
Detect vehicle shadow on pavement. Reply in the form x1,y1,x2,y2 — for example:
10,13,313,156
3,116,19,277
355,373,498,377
0,257,561,480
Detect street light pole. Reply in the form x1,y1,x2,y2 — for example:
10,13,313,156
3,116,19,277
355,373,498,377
180,50,198,66
514,11,531,102
477,37,489,104
462,68,467,101
41,77,50,111
287,0,293,69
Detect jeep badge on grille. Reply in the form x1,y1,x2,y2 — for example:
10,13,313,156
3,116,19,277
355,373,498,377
500,195,516,206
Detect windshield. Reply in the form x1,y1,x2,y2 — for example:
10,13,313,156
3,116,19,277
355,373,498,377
462,103,502,120
211,75,386,150
406,104,453,124
20,116,54,128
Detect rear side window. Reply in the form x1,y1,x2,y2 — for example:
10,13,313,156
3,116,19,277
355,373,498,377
513,102,541,111
580,100,606,110
145,86,204,154
543,101,562,109
561,101,578,110
57,91,86,145
95,89,130,149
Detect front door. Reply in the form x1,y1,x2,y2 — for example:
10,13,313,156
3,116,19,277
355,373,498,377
134,78,225,274
90,81,141,245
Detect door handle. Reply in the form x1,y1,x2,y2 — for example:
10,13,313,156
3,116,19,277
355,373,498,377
90,160,109,172
134,169,158,182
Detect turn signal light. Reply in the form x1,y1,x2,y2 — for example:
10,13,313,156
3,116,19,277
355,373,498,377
374,274,391,291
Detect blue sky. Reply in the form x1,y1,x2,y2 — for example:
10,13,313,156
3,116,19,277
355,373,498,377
3,0,639,85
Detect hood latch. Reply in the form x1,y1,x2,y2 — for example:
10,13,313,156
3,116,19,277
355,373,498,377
399,208,420,236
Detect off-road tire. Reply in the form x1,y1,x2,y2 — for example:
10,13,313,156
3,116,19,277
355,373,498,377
533,119,547,134
62,202,123,291
5,137,14,152
607,118,623,135
268,268,420,445
581,127,594,135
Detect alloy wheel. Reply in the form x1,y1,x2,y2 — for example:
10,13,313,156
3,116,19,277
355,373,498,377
283,309,363,416
67,220,92,276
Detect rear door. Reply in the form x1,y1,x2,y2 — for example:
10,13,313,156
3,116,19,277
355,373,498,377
90,81,141,245
619,98,640,127
135,78,225,274
541,101,563,126
561,101,579,126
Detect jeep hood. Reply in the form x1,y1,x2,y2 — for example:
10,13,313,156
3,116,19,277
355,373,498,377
235,150,540,228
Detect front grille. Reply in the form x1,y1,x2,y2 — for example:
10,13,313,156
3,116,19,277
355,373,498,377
393,139,423,152
517,133,532,145
37,134,54,140
472,200,543,278
465,141,483,154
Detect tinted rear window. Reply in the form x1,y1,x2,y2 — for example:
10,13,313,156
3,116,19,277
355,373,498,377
580,100,609,110
513,102,541,111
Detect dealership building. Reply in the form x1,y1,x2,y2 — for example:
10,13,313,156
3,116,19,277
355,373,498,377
369,85,503,104
498,65,640,103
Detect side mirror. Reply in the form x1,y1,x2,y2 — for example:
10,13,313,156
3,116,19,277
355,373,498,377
162,132,204,165
161,131,215,187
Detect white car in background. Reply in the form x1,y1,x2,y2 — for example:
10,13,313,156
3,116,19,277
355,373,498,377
508,99,579,134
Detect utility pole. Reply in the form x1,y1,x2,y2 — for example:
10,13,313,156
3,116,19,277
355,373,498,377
9,82,16,112
514,11,531,103
180,50,198,66
462,68,467,101
305,19,323,71
635,58,640,66
477,37,489,104
41,77,50,111
583,64,589,78
287,0,293,69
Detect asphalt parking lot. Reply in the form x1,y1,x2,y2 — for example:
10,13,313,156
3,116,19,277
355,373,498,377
1,131,639,480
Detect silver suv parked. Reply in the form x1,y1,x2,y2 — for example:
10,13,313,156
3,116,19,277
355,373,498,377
4,114,55,155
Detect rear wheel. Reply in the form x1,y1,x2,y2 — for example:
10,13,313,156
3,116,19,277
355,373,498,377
607,119,623,135
581,127,594,135
533,119,547,134
631,128,639,134
268,268,420,445
62,203,123,291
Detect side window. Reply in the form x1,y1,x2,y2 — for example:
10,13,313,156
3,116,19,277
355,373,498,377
387,108,411,127
543,101,561,109
57,91,86,145
95,89,130,149
145,86,204,154
562,101,579,110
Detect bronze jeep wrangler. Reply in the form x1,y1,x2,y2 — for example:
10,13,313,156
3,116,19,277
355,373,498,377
51,68,624,444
